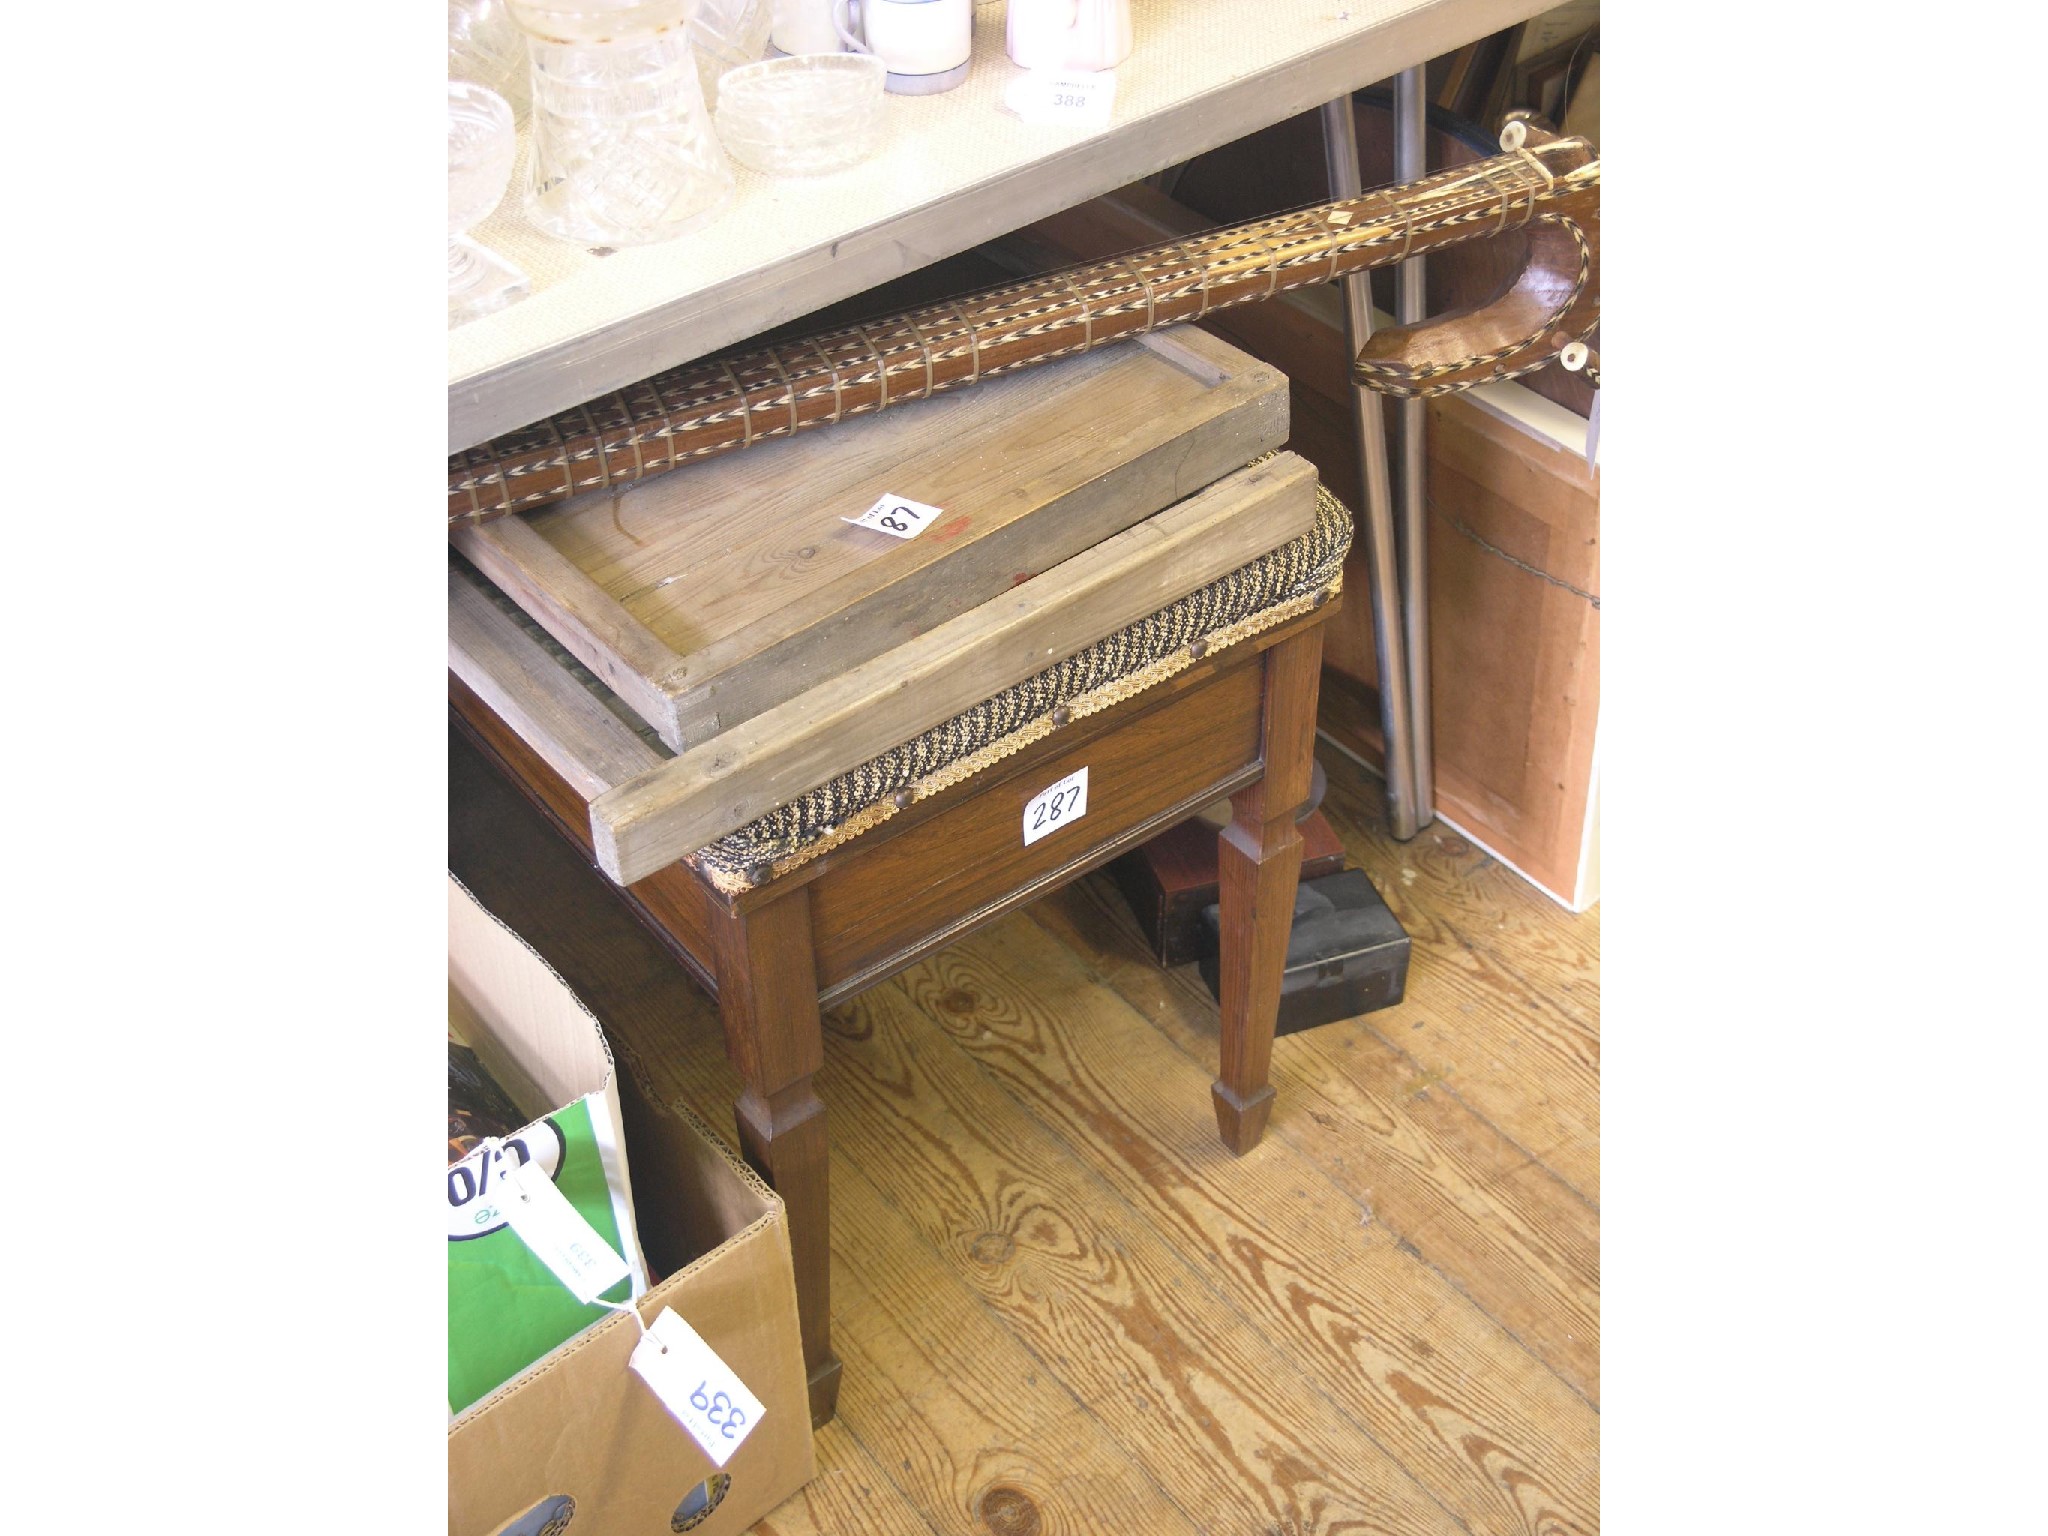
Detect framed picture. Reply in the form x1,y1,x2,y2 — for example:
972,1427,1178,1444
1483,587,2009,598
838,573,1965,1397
1512,28,1597,128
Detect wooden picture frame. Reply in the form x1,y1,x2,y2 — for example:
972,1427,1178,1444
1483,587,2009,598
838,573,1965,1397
1511,29,1596,128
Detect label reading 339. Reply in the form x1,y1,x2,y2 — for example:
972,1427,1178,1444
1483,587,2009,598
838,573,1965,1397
629,1306,767,1468
1023,767,1088,847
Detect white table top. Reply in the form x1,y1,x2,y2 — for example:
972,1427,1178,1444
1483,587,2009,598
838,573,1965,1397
449,0,1546,452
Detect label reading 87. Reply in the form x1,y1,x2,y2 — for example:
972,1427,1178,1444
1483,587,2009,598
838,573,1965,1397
1023,767,1088,846
844,493,942,540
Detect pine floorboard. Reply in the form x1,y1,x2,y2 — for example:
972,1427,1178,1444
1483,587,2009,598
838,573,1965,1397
451,727,1599,1536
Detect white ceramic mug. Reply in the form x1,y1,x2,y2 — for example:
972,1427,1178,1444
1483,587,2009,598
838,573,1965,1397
1007,0,1131,72
833,0,972,90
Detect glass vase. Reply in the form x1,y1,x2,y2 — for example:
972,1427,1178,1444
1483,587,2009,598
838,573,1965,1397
513,0,736,248
449,0,531,122
448,82,532,325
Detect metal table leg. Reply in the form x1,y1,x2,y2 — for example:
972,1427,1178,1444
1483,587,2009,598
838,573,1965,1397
1319,93,1420,840
1392,65,1435,831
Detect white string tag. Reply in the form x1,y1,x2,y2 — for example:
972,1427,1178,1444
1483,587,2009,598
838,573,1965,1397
494,1147,632,1306
629,1307,766,1467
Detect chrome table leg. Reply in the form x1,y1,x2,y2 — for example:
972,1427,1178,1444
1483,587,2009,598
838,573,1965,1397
1320,91,1420,839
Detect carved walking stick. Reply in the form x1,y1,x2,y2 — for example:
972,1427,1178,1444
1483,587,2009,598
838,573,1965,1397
1352,118,1600,400
448,131,1599,525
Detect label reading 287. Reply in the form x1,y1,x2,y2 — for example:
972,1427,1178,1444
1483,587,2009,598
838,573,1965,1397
1023,767,1088,847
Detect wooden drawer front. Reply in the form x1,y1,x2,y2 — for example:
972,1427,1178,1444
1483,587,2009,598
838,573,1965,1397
808,658,1266,990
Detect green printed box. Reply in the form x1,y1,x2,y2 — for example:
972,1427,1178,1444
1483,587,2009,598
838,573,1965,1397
447,877,648,1417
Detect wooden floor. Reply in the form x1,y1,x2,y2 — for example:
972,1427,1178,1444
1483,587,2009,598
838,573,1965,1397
450,716,1599,1536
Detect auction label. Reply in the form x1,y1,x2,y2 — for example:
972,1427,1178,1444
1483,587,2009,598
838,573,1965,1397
1023,766,1088,846
631,1307,767,1467
494,1148,633,1305
844,492,942,540
1004,69,1118,128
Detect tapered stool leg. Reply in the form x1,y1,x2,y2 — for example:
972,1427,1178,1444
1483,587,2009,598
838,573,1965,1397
711,885,843,1426
1213,623,1325,1153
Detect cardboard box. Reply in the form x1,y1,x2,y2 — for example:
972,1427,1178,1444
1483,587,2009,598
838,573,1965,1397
448,878,653,1417
449,880,816,1536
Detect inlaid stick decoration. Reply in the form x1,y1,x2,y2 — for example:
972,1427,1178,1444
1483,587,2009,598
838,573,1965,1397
448,136,1600,526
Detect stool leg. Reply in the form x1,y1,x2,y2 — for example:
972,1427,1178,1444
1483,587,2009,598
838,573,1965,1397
1213,624,1325,1154
711,886,843,1427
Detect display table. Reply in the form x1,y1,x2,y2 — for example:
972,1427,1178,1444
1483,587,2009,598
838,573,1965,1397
449,0,1550,452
